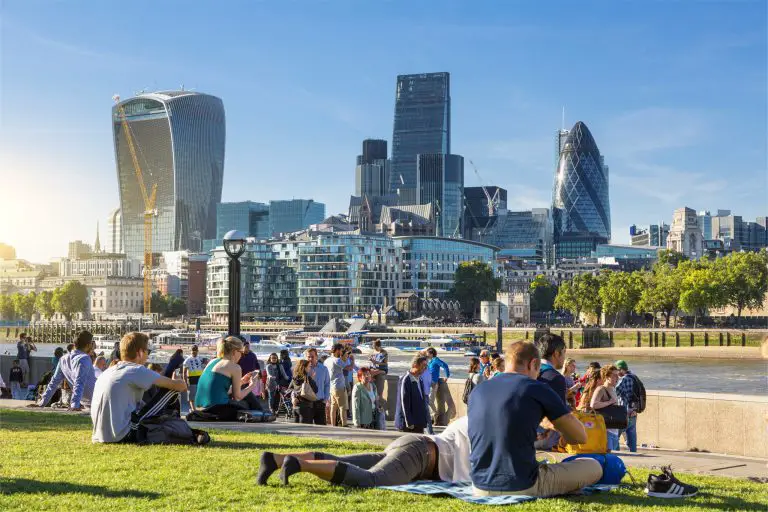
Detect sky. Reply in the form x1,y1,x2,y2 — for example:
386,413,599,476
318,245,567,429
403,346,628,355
0,1,766,263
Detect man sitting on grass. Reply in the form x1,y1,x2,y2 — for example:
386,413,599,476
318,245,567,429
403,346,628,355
91,332,208,445
35,330,96,411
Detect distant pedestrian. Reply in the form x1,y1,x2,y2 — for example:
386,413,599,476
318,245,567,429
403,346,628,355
491,357,505,378
535,333,567,405
109,342,121,363
16,333,36,386
477,350,491,382
52,347,65,371
615,360,645,452
462,357,482,405
305,348,329,425
265,353,287,413
9,360,24,399
394,355,429,434
368,340,389,411
352,367,377,429
425,347,454,425
182,345,204,411
289,359,319,424
325,344,353,427
164,349,184,378
238,341,260,377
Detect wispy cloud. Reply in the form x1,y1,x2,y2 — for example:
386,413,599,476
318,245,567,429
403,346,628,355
603,107,708,156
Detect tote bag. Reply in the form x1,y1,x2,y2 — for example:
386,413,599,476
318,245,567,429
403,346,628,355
299,380,317,402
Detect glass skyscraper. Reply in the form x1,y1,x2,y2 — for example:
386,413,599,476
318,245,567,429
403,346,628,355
390,73,450,205
269,199,326,235
552,121,611,255
113,91,225,260
416,153,464,237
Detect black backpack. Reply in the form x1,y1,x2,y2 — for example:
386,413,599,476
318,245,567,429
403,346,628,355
629,374,647,413
462,376,476,404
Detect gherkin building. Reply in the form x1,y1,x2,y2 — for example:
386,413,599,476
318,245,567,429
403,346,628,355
552,121,611,240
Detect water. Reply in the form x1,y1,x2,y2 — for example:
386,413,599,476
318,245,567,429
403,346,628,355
3,343,766,396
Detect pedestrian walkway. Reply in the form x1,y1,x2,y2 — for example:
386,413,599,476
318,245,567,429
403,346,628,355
2,398,766,480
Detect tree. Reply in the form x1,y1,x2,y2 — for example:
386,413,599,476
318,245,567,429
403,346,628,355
52,281,88,321
678,260,721,328
166,296,188,317
554,273,601,324
447,261,501,318
35,291,56,320
0,295,15,320
529,274,557,313
12,292,36,321
150,291,168,315
636,263,682,327
714,250,768,327
599,271,643,326
657,249,688,268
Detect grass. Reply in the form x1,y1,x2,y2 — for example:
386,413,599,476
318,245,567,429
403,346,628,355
1,410,766,512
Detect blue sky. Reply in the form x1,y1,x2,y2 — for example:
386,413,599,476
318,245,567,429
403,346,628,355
1,1,766,263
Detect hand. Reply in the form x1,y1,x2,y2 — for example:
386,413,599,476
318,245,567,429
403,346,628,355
241,373,253,385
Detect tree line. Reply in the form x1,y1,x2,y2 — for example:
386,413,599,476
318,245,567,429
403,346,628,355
545,249,768,327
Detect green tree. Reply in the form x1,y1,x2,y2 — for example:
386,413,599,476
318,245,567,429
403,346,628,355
657,249,688,268
0,295,15,320
166,296,188,317
714,250,768,326
150,291,168,315
52,281,88,321
599,271,643,327
554,273,601,324
636,263,683,327
678,260,721,328
529,274,557,313
12,292,37,321
35,291,56,320
447,261,501,318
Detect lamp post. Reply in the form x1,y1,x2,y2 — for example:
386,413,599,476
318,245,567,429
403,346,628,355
223,230,247,336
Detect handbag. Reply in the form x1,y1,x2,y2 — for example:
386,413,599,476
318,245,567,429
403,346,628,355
299,379,317,402
595,404,628,429
564,410,608,454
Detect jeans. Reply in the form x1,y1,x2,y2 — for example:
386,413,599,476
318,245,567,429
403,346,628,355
267,389,280,413
619,415,638,452
11,382,22,400
607,430,619,451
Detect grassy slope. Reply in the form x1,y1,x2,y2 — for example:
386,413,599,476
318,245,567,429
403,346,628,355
0,410,766,512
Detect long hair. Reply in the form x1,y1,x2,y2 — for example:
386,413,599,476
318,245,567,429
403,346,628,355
579,370,602,410
600,365,618,386
561,357,576,375
294,359,310,380
468,357,480,374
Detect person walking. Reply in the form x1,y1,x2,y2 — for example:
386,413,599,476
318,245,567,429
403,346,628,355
368,340,389,411
394,356,429,434
352,368,377,429
289,360,319,424
590,365,621,451
425,347,454,425
615,360,644,452
16,333,36,387
265,353,287,414
182,345,204,412
325,344,353,427
306,348,329,425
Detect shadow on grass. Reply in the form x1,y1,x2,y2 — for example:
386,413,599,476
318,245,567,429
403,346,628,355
0,478,160,499
561,487,768,511
0,409,92,432
209,440,351,451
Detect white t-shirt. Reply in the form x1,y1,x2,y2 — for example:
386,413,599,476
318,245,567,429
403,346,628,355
183,356,204,376
90,362,159,443
430,416,471,483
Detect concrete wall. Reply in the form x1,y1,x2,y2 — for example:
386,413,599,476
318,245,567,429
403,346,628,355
1,355,56,388
382,374,768,459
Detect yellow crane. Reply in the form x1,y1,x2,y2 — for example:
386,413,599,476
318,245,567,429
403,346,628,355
113,95,157,314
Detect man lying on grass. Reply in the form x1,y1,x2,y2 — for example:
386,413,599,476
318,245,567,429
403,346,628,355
91,332,209,445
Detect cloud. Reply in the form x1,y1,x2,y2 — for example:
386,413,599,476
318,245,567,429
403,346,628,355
603,107,708,156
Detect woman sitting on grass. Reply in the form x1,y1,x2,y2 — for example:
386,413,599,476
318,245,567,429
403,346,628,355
257,416,470,488
194,336,260,420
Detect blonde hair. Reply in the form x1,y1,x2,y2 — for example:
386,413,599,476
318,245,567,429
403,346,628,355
120,332,149,361
600,364,618,384
217,336,244,358
561,357,576,374
492,357,505,372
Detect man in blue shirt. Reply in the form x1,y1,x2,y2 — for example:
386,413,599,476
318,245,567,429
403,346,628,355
36,331,97,411
468,341,602,497
306,348,330,425
534,333,568,450
425,347,455,425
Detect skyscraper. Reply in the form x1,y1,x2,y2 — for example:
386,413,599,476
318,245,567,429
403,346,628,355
355,139,390,197
112,91,225,260
269,199,326,235
390,72,450,205
552,121,611,255
416,153,464,237
106,208,123,254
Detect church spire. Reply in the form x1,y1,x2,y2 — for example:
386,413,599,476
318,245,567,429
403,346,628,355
94,221,101,253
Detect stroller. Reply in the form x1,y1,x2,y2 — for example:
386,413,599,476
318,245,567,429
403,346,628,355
276,386,294,420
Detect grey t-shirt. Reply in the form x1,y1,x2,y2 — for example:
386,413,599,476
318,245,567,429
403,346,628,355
91,362,159,443
325,356,346,390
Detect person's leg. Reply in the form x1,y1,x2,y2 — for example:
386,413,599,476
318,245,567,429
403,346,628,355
625,415,638,452
188,384,197,411
242,392,263,410
338,387,348,427
313,400,327,425
428,383,438,422
530,459,603,497
607,431,619,452
298,402,313,424
257,450,386,484
19,359,29,387
373,373,387,416
330,389,342,426
131,388,180,426
11,382,20,400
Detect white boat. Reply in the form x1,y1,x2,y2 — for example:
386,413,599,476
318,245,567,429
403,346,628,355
155,330,222,349
93,335,120,353
243,338,293,357
423,335,467,352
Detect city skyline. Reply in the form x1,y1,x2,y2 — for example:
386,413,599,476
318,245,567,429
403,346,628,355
1,2,766,263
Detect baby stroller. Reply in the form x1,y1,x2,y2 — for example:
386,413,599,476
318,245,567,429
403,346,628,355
276,386,294,420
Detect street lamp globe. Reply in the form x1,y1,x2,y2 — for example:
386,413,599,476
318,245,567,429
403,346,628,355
223,230,247,259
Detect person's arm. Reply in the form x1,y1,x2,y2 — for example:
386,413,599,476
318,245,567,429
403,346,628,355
552,413,588,445
352,385,361,427
590,387,616,409
38,363,66,406
322,367,330,399
69,355,92,410
441,359,450,379
230,366,257,401
182,364,189,385
401,377,413,428
152,374,188,393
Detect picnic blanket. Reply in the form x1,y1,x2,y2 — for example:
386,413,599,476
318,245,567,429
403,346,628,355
381,480,617,505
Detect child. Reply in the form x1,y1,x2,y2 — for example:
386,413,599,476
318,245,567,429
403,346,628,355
9,360,24,400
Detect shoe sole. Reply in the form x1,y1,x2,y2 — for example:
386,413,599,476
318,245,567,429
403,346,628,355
645,490,698,498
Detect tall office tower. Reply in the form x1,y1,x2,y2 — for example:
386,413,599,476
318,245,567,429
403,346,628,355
697,210,712,239
552,121,611,258
416,153,464,237
113,91,225,260
106,208,123,254
355,139,390,197
269,199,326,235
390,72,450,205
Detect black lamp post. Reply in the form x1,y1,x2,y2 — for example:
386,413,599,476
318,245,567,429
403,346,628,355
223,230,247,336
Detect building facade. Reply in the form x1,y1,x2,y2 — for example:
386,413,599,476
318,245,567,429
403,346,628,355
667,207,704,258
416,153,464,237
106,208,123,254
187,255,208,315
630,224,669,247
37,276,144,321
68,240,93,260
488,209,553,265
552,121,611,258
204,201,270,251
390,72,451,205
355,139,390,198
269,199,325,236
113,91,225,259
59,255,141,278
463,186,507,241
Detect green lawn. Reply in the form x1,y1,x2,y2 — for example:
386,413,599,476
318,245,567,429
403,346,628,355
1,410,766,511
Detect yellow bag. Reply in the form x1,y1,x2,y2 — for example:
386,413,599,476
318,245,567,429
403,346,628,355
564,410,608,454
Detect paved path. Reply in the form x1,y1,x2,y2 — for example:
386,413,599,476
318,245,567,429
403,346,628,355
2,399,766,480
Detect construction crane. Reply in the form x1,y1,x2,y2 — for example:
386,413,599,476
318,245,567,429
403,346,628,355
469,159,501,216
113,94,157,314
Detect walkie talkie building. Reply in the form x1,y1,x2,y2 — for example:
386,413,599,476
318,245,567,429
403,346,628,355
112,91,225,260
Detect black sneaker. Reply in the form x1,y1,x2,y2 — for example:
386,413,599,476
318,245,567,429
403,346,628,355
645,466,698,498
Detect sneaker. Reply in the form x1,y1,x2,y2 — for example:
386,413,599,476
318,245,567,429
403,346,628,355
645,466,698,498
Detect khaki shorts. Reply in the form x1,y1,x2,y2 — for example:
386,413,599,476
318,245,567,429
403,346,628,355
473,459,603,498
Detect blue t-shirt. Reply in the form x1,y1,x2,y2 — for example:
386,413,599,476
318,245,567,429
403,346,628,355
538,363,567,405
468,372,570,492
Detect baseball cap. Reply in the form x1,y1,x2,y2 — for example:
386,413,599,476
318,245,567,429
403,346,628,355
615,360,628,370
